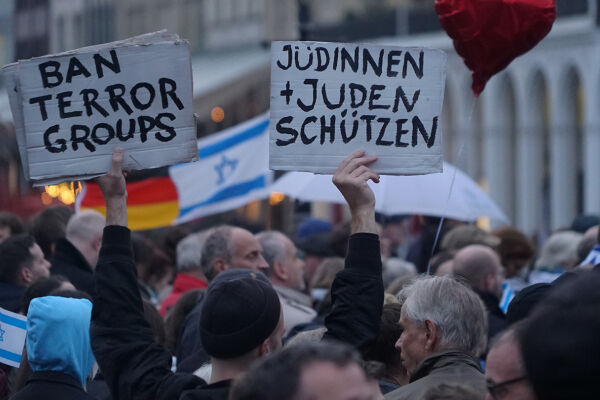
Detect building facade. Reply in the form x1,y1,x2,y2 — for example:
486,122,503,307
385,0,600,235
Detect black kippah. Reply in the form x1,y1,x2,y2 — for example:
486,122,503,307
200,271,281,359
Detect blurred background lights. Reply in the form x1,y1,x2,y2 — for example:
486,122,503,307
211,106,225,123
269,192,285,206
43,182,82,206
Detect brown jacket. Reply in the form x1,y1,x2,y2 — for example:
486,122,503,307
384,351,485,399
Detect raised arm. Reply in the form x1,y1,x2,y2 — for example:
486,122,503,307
91,149,202,400
323,151,384,349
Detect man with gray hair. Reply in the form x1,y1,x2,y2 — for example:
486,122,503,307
50,210,105,295
256,230,316,333
176,224,270,372
159,230,211,316
385,276,488,399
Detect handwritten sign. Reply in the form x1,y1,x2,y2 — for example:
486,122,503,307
269,41,446,175
2,31,197,185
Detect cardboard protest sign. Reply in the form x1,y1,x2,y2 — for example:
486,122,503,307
2,31,197,185
269,41,446,175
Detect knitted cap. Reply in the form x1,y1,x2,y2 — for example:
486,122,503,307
200,269,281,359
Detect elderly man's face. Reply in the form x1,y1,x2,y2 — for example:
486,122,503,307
485,337,536,400
396,307,431,377
280,236,306,291
229,228,269,272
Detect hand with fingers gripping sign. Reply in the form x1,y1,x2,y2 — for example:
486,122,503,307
332,150,380,235
95,148,128,227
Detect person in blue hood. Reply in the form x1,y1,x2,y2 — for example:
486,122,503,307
11,296,96,400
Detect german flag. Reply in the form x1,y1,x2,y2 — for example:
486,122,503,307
77,176,179,231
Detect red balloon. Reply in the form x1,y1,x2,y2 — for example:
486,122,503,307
435,0,556,96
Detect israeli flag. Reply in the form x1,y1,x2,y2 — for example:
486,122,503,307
499,282,515,315
579,244,600,267
170,113,271,223
0,307,27,367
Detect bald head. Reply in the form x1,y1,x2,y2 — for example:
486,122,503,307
453,245,503,297
65,210,105,268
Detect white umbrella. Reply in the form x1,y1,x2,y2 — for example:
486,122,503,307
269,163,509,224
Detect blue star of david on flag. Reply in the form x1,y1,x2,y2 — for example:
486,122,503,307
0,324,5,342
214,155,239,185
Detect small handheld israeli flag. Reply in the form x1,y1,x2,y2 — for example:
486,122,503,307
0,307,27,367
499,282,515,315
579,244,600,267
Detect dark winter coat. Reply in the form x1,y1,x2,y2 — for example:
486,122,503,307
10,371,95,400
384,351,486,399
51,238,95,295
0,281,25,312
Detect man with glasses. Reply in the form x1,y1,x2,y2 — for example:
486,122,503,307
485,325,534,400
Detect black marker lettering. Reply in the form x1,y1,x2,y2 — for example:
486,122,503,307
155,113,177,142
275,116,298,146
70,125,95,152
93,49,121,78
29,95,52,121
43,125,66,153
81,89,109,117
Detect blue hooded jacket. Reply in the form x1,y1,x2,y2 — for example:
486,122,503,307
26,296,95,387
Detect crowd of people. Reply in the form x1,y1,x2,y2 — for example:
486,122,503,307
0,148,599,400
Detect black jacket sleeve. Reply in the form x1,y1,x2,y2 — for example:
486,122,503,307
90,226,204,400
323,232,383,349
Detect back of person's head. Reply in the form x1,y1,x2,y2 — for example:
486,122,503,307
176,230,213,274
295,218,331,240
491,226,535,276
164,288,204,352
200,269,282,360
329,222,351,258
159,225,191,266
21,275,74,314
535,231,583,271
399,276,487,357
441,225,500,251
26,296,95,387
520,271,600,400
453,244,503,294
65,210,105,267
361,303,406,384
200,225,234,281
29,206,74,259
0,234,35,284
0,211,25,242
382,258,416,288
570,214,600,234
427,249,456,276
310,257,344,290
133,235,174,291
229,341,366,400
65,210,105,244
505,283,552,325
